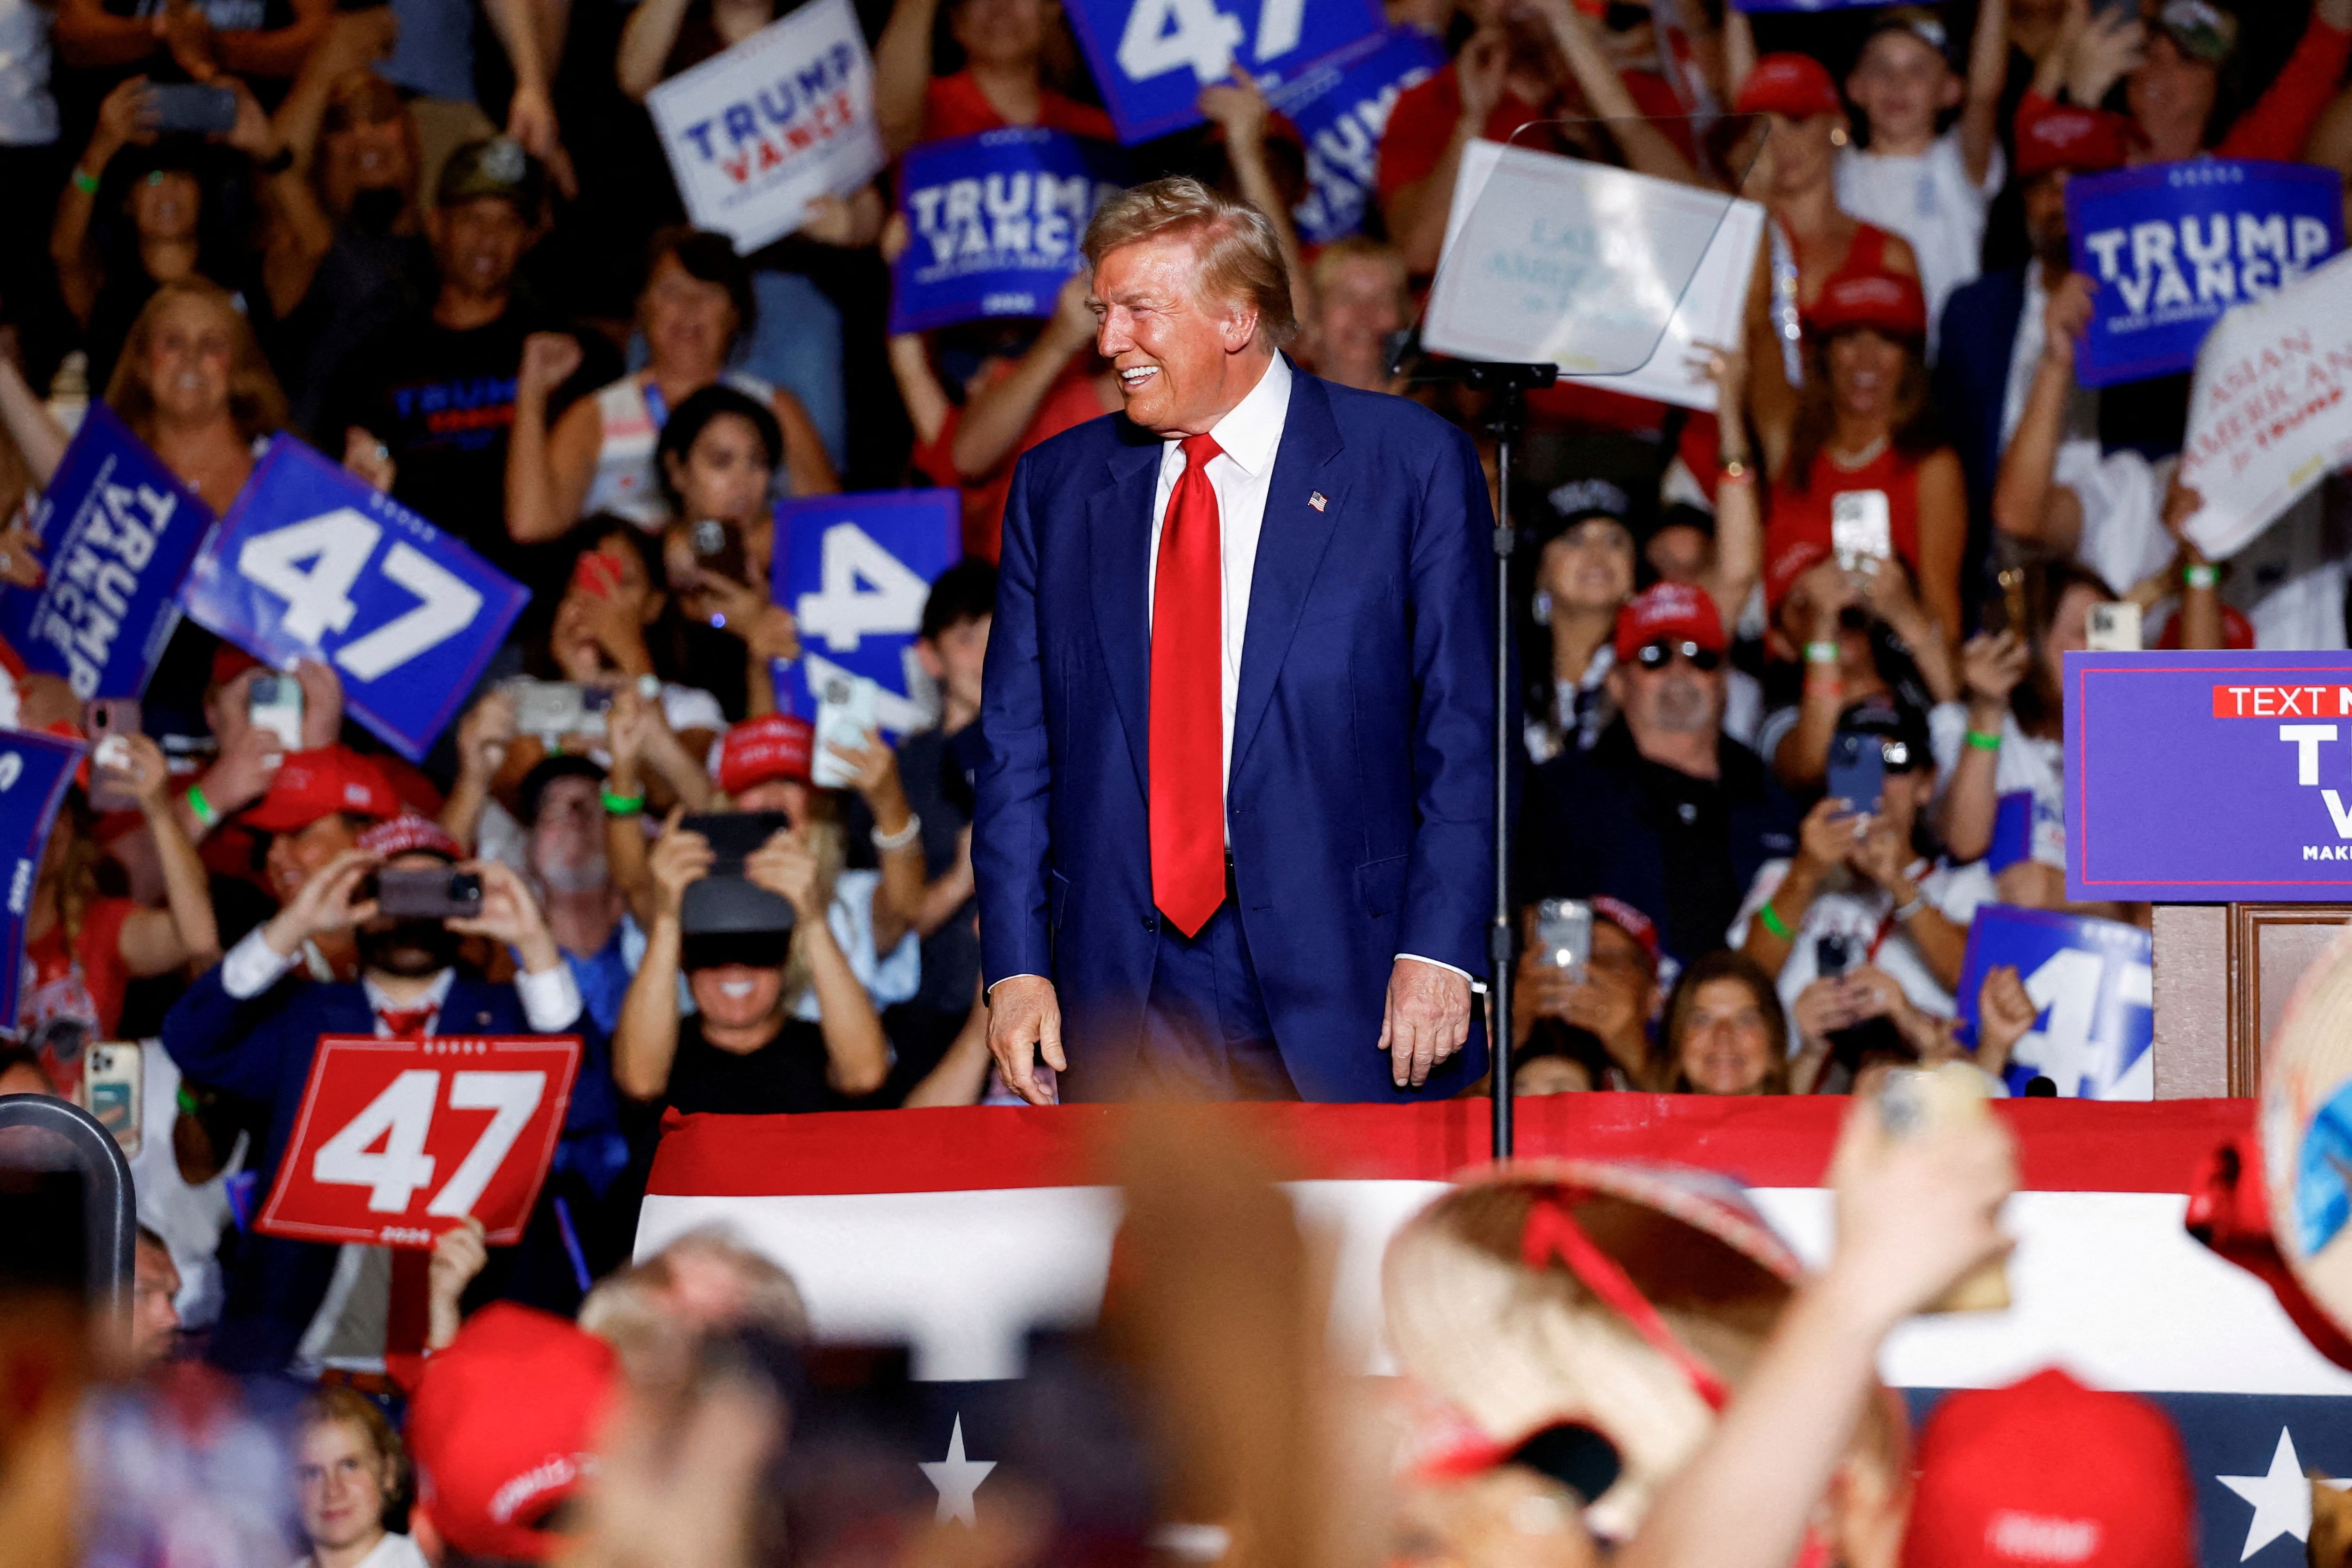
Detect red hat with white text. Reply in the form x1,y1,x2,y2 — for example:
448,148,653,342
1804,270,1928,341
1613,583,1726,662
1900,1368,2195,1568
716,713,815,795
244,745,401,832
1733,54,1843,121
358,811,464,862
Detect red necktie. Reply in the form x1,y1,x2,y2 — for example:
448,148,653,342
1151,434,1226,938
377,1005,437,1038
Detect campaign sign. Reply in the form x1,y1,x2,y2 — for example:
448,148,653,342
772,489,960,735
644,0,887,253
2055,650,2352,902
181,436,529,762
890,129,1126,335
2066,160,2342,389
1955,904,2153,1100
1063,0,1385,145
258,1035,582,1248
1268,27,1443,245
0,732,86,1027
0,404,214,699
2177,247,2352,562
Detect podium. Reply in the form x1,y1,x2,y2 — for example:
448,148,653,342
2153,903,2352,1097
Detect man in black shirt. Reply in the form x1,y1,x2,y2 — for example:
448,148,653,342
327,135,613,603
1520,583,1801,971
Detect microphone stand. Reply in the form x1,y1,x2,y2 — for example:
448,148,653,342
1393,333,1557,1159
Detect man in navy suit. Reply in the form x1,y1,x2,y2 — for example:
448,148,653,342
162,814,590,1373
975,177,1494,1105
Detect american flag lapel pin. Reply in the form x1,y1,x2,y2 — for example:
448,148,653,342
1309,491,1327,511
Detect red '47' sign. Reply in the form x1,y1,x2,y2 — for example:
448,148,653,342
259,1036,581,1249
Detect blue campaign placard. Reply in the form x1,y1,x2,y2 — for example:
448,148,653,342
0,404,215,699
772,489,961,735
181,436,530,762
2067,159,2342,388
891,129,1127,334
1955,904,2154,1099
0,731,87,1026
1062,0,1386,145
1269,27,1443,245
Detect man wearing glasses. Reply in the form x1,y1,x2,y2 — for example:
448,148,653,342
1519,583,1803,971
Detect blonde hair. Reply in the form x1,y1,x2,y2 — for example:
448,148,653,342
296,1386,410,1521
104,278,289,446
579,1227,809,1386
1082,175,1297,345
1309,235,1407,301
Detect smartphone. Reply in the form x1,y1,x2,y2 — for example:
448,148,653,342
1829,490,1893,572
572,550,623,600
247,674,304,751
1534,898,1593,978
2086,601,2143,652
79,1044,142,1157
1825,728,1885,817
145,83,238,135
375,866,484,919
689,517,749,587
84,699,142,812
1814,931,1852,980
503,679,610,740
810,673,882,790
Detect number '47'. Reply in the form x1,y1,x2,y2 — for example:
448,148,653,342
314,1069,546,1218
238,509,483,680
1118,0,1306,83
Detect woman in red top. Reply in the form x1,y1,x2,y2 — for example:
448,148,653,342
20,735,219,1089
874,0,1112,156
1754,270,1968,661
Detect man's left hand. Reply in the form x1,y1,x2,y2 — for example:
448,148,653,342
1380,959,1470,1089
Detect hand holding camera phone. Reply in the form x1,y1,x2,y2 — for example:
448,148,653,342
247,674,304,751
1533,898,1592,980
144,82,238,135
1825,727,1886,819
79,1044,143,1156
83,699,143,813
811,674,882,790
1830,490,1893,573
688,518,750,587
2085,601,2142,652
374,866,485,919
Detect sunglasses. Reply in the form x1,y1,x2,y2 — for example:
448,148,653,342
1634,639,1722,673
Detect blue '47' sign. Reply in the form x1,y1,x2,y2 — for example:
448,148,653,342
0,731,85,1026
1955,904,2154,1099
772,490,960,736
1269,27,1441,245
0,404,214,699
182,437,530,761
1063,0,1385,145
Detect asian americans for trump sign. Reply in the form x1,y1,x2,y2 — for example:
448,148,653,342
645,0,887,253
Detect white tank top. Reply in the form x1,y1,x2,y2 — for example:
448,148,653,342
581,369,779,530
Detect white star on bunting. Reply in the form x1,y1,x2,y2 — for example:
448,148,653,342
918,1414,996,1527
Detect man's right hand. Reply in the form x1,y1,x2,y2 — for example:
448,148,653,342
985,974,1064,1106
262,847,379,956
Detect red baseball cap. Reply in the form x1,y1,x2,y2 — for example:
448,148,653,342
408,1303,620,1563
1734,54,1843,121
1589,895,1661,971
358,811,463,862
243,745,401,832
1804,270,1928,341
210,643,264,691
717,713,814,796
2014,93,2133,180
1901,1368,2195,1568
1765,534,1834,615
1613,583,1726,663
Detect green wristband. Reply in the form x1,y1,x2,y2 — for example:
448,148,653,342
2185,562,2220,590
1964,729,2001,752
1804,640,1839,665
1759,900,1792,940
185,783,217,828
71,166,99,196
176,1084,201,1116
602,787,645,816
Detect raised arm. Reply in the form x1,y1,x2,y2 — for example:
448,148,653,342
1958,0,2009,185
53,80,152,325
745,831,889,1096
117,735,221,973
772,387,839,495
210,0,333,79
1200,69,1314,319
1532,0,1700,186
53,0,159,68
1700,337,1760,629
0,358,70,489
1385,27,1506,275
611,816,709,1100
506,335,596,543
616,0,693,100
1992,274,2095,554
486,0,572,189
951,272,1097,477
873,0,943,157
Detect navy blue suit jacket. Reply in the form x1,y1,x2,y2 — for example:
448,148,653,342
974,364,1497,1102
161,965,582,1373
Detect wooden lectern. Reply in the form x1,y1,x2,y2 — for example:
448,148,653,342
2152,903,2352,1097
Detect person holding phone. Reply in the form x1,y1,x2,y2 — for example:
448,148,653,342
159,814,591,1371
1733,702,1988,1043
1508,895,1661,1091
535,519,729,768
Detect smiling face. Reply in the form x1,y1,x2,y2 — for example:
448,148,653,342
1537,518,1636,618
1826,328,1910,423
643,255,740,378
266,814,363,908
2127,32,2219,149
296,1418,392,1555
1090,231,1267,437
1311,251,1406,388
1845,29,1955,148
689,962,787,1035
432,195,530,299
142,291,236,425
1676,977,1777,1095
